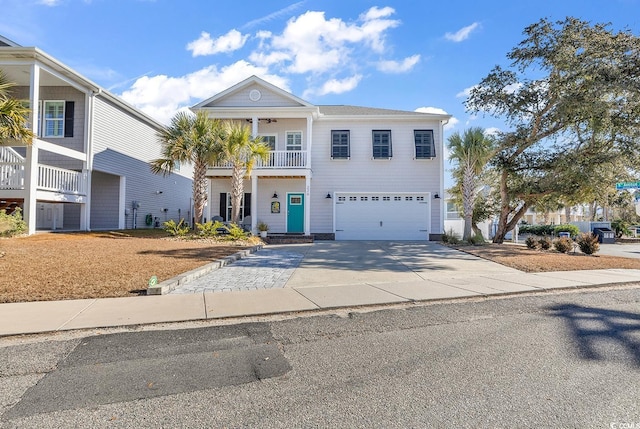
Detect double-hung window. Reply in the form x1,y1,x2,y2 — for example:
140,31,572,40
286,131,302,151
372,130,392,159
261,135,276,150
331,130,350,159
43,101,65,137
414,130,435,159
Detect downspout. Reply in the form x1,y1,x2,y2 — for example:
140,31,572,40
438,117,450,238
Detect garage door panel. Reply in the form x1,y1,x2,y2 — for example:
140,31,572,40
335,193,429,240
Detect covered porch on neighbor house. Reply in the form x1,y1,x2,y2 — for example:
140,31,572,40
0,143,90,233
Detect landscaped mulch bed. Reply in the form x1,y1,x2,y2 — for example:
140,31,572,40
456,243,640,273
0,230,257,303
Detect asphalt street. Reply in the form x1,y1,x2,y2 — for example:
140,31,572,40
1,286,639,428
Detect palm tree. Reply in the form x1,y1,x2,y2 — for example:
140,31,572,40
215,121,270,224
448,127,495,241
0,70,34,145
151,111,221,225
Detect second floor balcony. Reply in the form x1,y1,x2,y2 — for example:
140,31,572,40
209,150,308,170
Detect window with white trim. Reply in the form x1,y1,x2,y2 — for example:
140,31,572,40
414,130,435,159
331,130,350,159
43,101,64,137
372,130,392,158
286,131,302,151
261,135,277,150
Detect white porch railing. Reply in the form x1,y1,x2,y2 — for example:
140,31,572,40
210,150,309,169
37,165,87,195
0,147,25,189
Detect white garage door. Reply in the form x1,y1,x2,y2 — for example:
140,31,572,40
335,193,430,240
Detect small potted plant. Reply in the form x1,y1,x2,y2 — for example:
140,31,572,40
257,221,269,238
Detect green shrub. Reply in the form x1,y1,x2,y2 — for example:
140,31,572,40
611,219,631,238
163,219,190,237
225,223,248,241
442,229,461,245
538,236,552,250
467,233,485,245
553,224,580,238
519,224,555,236
577,232,600,255
525,236,538,249
0,208,27,237
553,237,573,253
196,220,226,237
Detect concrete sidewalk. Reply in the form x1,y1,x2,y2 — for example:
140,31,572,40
2,242,640,337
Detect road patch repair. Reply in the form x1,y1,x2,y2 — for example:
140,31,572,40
2,324,290,420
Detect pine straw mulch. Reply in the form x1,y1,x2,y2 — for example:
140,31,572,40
3,232,640,304
454,243,640,273
0,230,259,303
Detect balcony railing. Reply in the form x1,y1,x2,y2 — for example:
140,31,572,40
210,150,308,169
37,165,87,195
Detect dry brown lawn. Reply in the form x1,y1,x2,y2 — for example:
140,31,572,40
2,232,640,304
0,230,258,303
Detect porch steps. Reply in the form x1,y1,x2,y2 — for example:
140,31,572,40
264,234,314,244
0,198,23,215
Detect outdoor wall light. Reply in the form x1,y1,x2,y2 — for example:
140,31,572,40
434,193,440,199
272,192,279,199
326,193,332,199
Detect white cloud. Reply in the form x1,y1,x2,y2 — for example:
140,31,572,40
415,106,449,115
120,61,289,124
254,8,401,75
377,54,420,73
484,127,502,136
456,85,476,98
445,22,480,42
317,75,362,96
38,0,60,5
187,29,249,57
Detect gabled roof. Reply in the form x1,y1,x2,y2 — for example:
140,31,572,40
0,35,20,47
192,75,315,109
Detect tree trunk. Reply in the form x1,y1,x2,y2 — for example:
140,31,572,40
230,163,245,224
461,163,475,241
192,161,208,225
492,170,528,243
564,205,571,223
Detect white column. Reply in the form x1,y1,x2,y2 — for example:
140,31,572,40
305,174,311,236
118,176,126,229
252,116,258,137
81,91,95,231
24,64,40,235
306,115,313,168
251,174,258,233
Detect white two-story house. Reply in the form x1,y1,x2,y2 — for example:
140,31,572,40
0,35,193,234
194,76,450,240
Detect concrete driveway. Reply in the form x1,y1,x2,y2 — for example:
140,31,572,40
282,241,520,288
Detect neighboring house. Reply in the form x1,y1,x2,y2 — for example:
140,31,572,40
0,35,193,234
443,194,491,239
193,76,450,240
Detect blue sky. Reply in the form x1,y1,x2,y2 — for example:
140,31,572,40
2,0,639,137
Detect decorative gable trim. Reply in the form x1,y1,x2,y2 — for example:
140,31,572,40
192,75,315,110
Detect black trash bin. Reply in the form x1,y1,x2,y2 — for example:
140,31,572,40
593,227,615,244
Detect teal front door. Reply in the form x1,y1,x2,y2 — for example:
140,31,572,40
287,193,305,233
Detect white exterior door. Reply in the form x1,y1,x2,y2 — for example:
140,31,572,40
334,192,429,240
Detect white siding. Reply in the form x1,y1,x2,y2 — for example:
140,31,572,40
92,96,193,229
212,83,304,108
309,118,443,236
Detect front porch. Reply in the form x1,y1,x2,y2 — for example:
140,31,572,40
1,145,89,232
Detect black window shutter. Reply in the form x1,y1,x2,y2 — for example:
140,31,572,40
64,101,74,137
219,193,226,220
244,193,251,217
